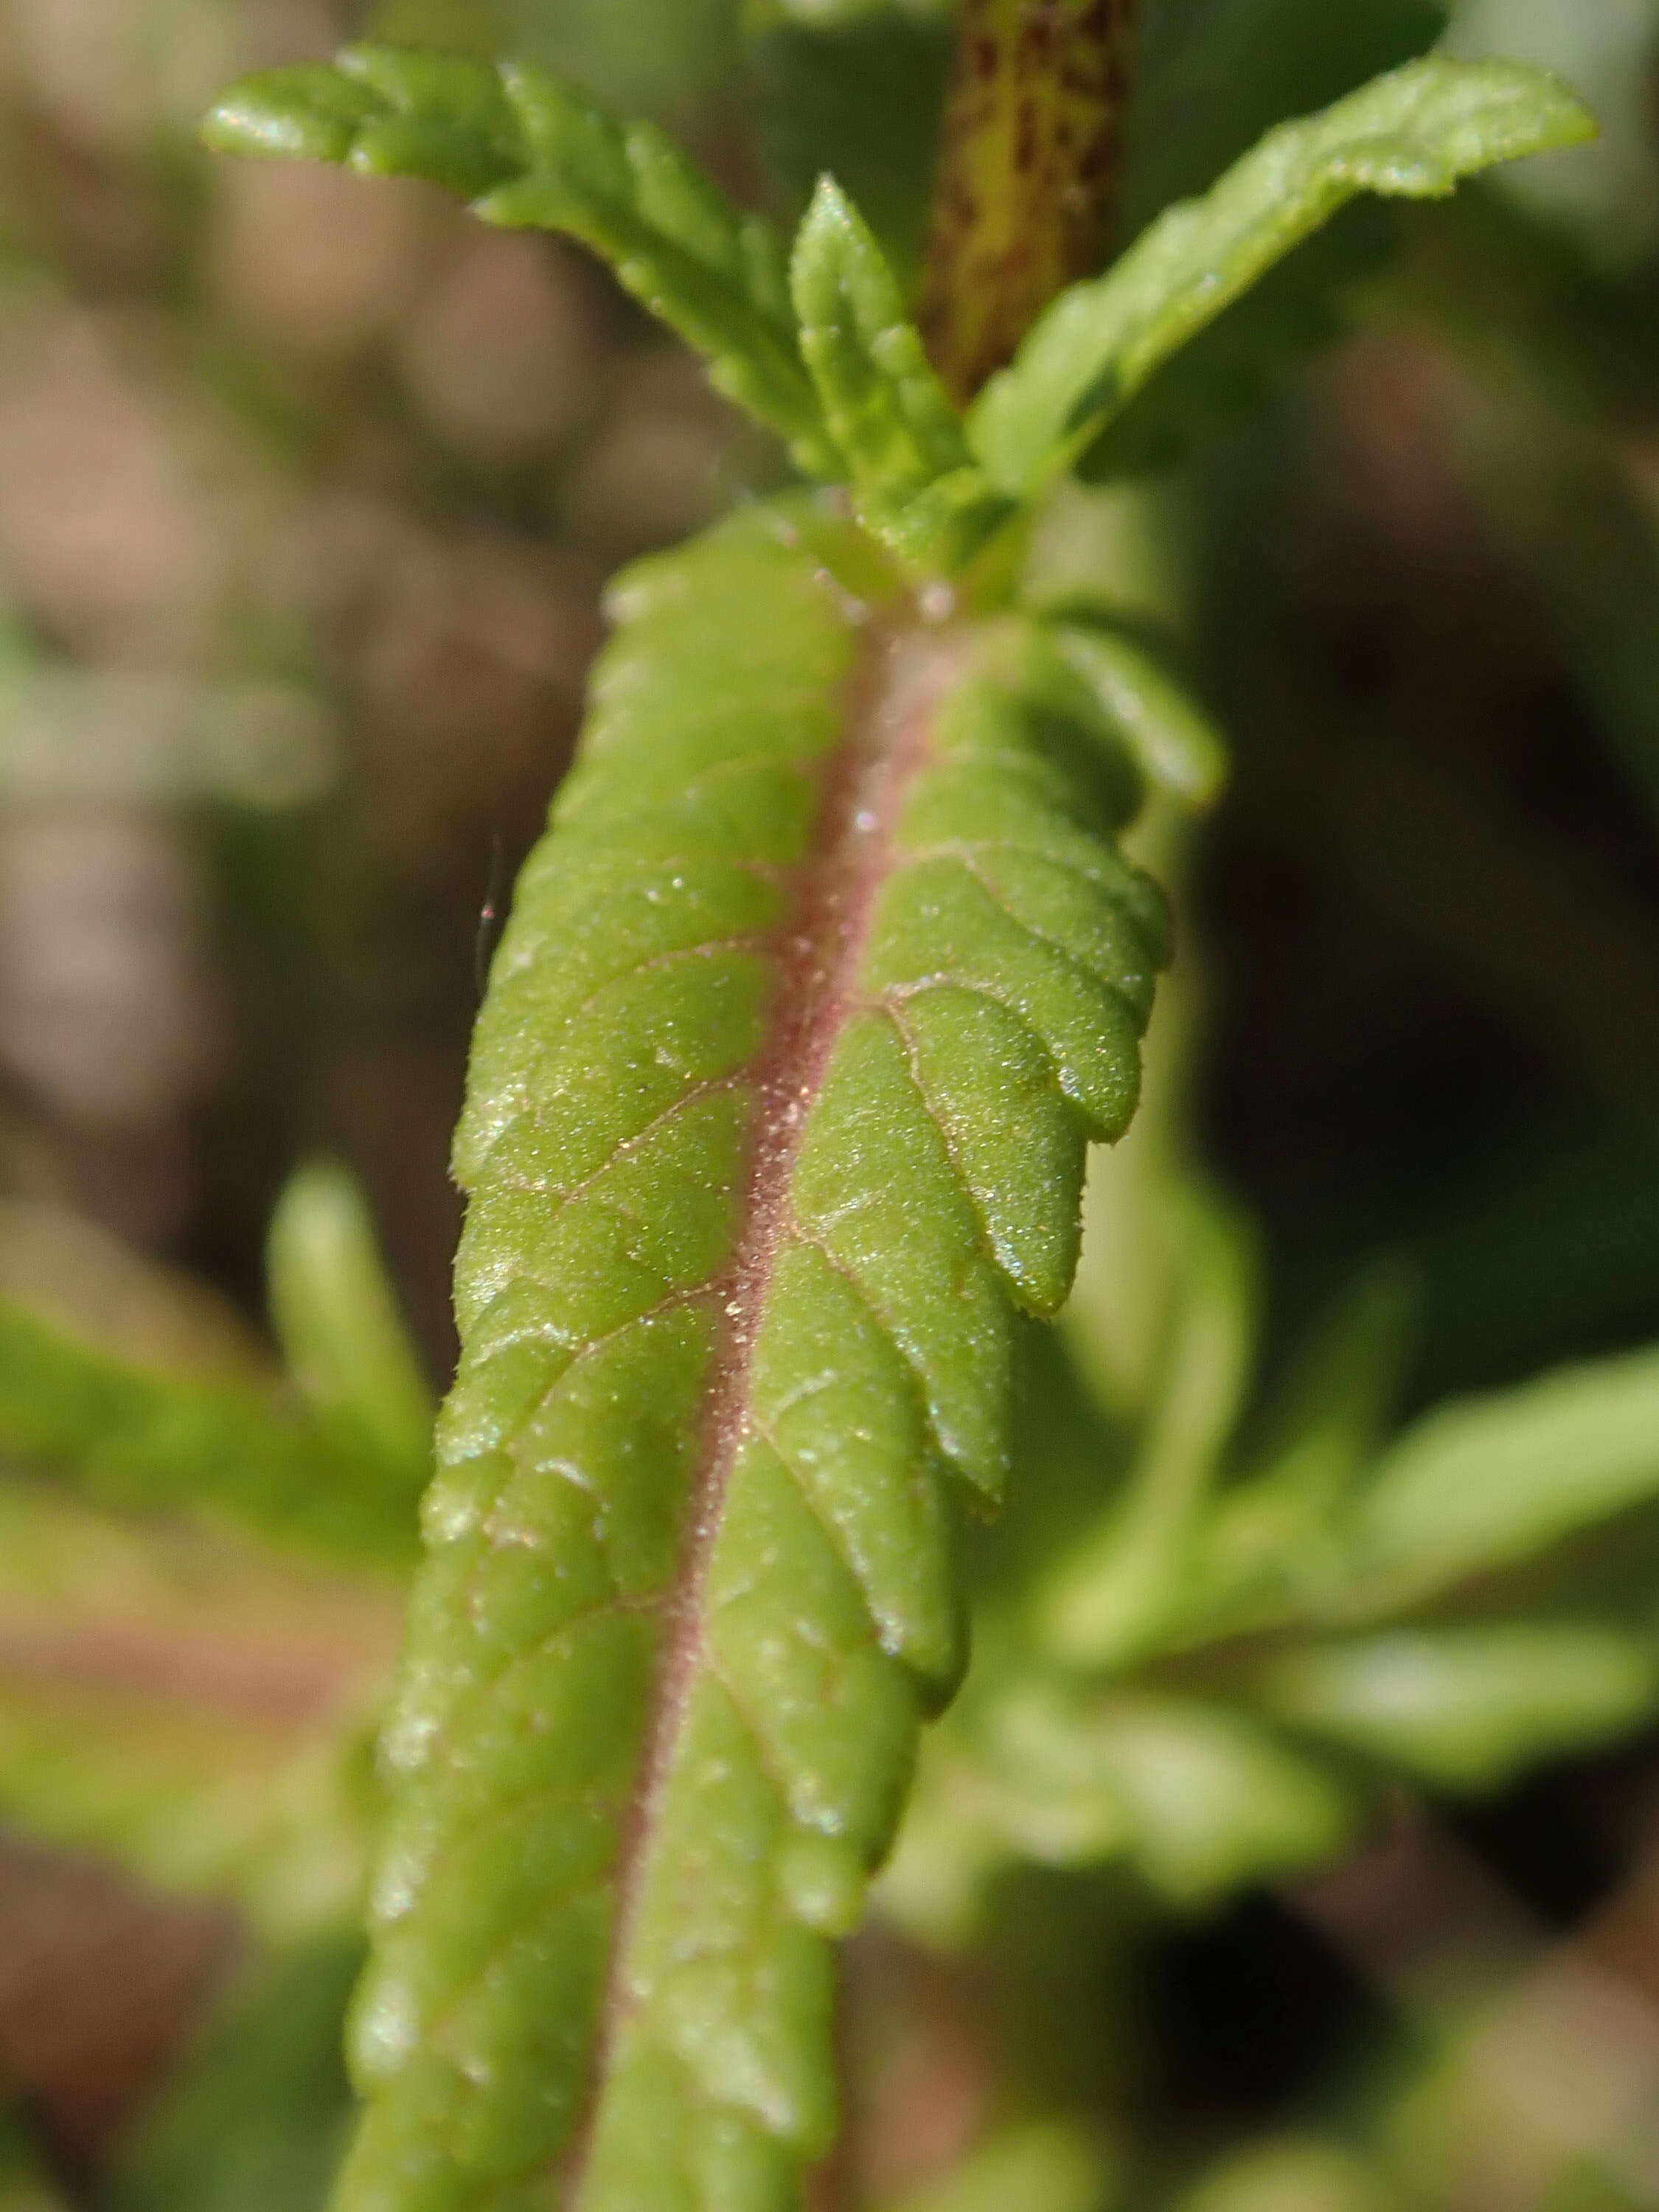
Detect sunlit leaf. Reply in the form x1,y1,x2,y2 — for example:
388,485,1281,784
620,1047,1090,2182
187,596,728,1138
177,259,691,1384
334,498,1169,2211
971,58,1597,495
203,44,834,472
791,178,1013,567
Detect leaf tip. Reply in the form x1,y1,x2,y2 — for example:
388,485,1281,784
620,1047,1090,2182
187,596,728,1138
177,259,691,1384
198,65,383,167
1484,59,1601,157
792,171,865,294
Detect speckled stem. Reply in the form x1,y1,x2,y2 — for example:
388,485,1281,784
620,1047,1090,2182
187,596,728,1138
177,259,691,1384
918,0,1137,405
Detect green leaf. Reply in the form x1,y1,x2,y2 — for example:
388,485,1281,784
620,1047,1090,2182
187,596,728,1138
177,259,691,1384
1124,0,1451,237
970,58,1599,496
1082,1697,1357,1905
974,1686,1357,1908
106,1938,361,2212
336,499,1169,2212
1076,201,1398,480
0,1201,418,1572
202,45,834,473
267,1161,434,1506
790,179,1014,568
1340,1344,1659,1610
0,1478,392,1935
883,1678,1356,1931
1254,1623,1659,1791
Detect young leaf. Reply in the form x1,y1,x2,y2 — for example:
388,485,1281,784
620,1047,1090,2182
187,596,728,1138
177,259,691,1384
790,180,1014,568
202,45,835,474
1253,1623,1659,1791
267,1161,434,1506
338,500,1169,2211
970,58,1599,496
1074,201,1399,480
1122,0,1450,238
1340,1343,1659,1610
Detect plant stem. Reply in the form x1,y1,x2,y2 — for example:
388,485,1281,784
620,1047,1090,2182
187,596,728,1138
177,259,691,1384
918,0,1138,406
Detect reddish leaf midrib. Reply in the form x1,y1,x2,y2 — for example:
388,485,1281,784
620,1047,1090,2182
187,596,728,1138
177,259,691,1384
559,611,971,2204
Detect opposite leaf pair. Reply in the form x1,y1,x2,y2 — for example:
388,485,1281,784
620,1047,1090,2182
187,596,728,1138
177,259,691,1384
199,34,1596,2212
205,48,1595,571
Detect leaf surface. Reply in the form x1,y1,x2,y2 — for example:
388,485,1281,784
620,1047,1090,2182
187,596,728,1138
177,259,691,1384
970,58,1599,496
339,500,1169,2211
790,181,1013,568
202,44,834,473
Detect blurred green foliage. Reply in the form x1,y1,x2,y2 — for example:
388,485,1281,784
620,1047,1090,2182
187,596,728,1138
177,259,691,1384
0,0,1658,2208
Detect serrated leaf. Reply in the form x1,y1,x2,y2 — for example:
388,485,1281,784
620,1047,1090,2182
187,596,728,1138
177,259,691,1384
790,179,1014,568
0,1201,418,1572
203,45,834,473
0,1478,393,1935
1340,1344,1659,1611
336,498,1169,2211
267,1161,434,1504
970,58,1599,496
1254,1623,1659,1790
1123,0,1451,237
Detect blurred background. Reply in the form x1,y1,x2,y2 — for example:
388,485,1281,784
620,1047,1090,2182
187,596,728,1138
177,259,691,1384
4,0,1659,2207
